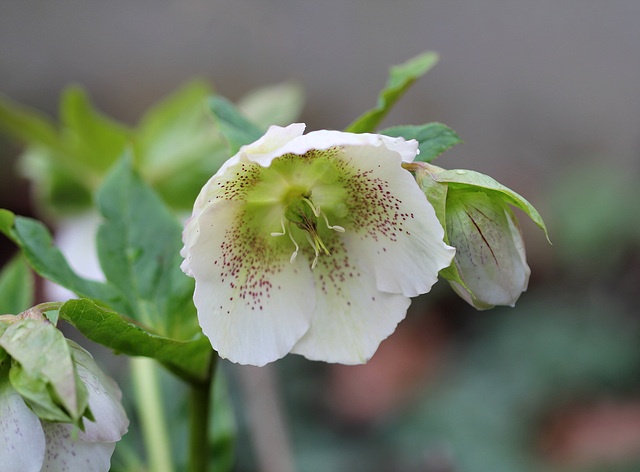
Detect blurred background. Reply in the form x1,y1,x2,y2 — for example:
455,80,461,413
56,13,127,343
1,1,640,471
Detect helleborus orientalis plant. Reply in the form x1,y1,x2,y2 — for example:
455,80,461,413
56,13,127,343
0,51,546,471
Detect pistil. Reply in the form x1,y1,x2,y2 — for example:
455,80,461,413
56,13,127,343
271,196,345,268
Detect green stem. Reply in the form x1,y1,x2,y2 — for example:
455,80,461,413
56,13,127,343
131,356,175,472
188,354,217,472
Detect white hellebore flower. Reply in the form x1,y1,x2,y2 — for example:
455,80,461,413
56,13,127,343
0,342,129,472
181,124,455,366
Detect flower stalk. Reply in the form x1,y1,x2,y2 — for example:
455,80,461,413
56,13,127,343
188,354,217,472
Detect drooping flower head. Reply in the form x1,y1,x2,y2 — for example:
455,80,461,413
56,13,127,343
181,124,455,366
415,163,549,309
0,338,128,472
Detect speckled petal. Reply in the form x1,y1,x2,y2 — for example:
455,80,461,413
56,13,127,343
336,142,455,297
0,379,45,472
245,128,419,167
187,200,316,365
40,422,115,472
290,237,410,364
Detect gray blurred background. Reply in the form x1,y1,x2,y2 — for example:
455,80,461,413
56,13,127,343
3,0,639,188
2,2,640,471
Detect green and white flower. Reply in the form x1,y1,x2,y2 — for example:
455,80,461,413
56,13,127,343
0,341,128,472
181,124,455,366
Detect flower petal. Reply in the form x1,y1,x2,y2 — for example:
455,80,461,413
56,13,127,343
0,379,45,472
68,342,129,442
337,142,455,297
186,200,316,365
238,123,306,167
41,421,116,472
291,239,410,364
246,129,419,167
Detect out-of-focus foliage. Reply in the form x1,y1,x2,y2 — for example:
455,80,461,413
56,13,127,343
0,255,33,315
549,165,640,272
0,80,304,216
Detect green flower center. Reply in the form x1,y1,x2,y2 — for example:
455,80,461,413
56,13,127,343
271,195,345,269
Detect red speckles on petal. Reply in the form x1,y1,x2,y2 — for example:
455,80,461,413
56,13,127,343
213,209,287,314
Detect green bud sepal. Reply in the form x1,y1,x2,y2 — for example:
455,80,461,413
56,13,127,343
409,162,549,309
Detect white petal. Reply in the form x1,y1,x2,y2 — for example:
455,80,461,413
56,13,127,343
337,142,455,297
291,239,410,364
187,200,316,366
40,422,115,472
239,123,306,167
68,342,129,442
246,129,419,167
0,380,45,472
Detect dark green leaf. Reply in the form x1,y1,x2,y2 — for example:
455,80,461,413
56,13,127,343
59,299,211,382
380,123,462,162
0,255,34,315
0,209,122,306
95,156,199,339
209,95,264,155
345,52,439,133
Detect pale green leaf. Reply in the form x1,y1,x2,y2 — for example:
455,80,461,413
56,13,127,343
135,80,228,210
1,319,88,424
0,255,33,315
345,52,439,133
0,95,62,150
239,81,305,128
433,169,549,240
209,95,264,155
59,86,132,173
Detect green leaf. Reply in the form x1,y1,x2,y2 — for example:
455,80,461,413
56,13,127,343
0,319,89,425
95,156,199,339
0,255,34,315
59,299,211,382
380,123,462,162
345,52,439,133
432,169,550,240
209,95,264,155
0,208,14,234
60,86,132,174
238,81,305,128
135,80,229,210
137,79,213,152
0,95,62,150
0,209,123,306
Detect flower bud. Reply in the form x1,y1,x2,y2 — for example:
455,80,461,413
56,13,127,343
0,311,128,472
445,190,529,308
415,164,548,309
